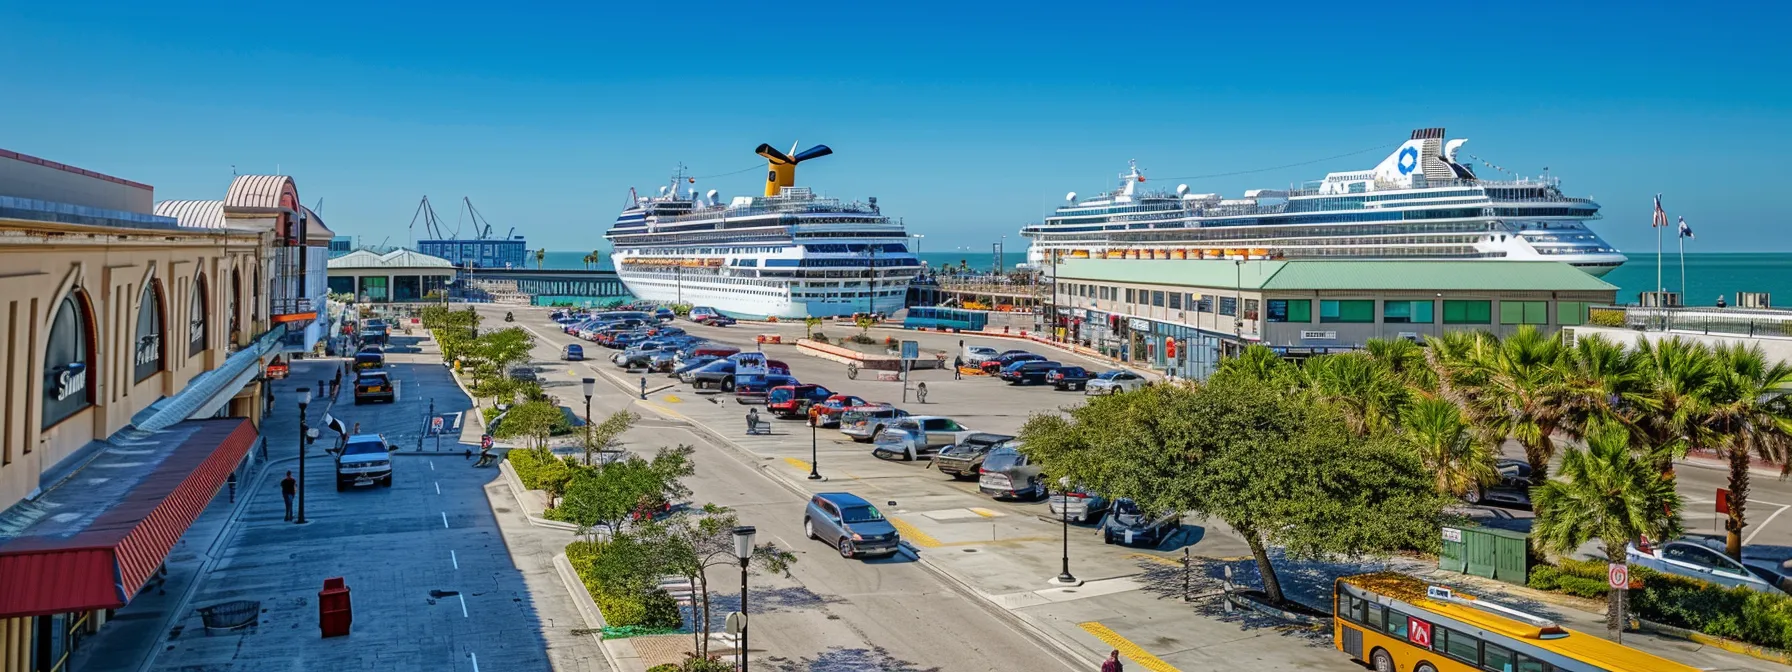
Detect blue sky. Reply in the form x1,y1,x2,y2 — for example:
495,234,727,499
2,1,1786,253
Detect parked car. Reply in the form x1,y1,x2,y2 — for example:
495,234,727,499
1000,360,1062,385
1466,459,1534,507
1048,487,1110,523
839,405,909,442
353,371,396,404
1046,366,1094,391
733,374,799,403
963,345,1001,365
807,394,871,427
685,360,738,389
334,433,394,490
561,343,584,361
933,433,1014,480
1085,370,1148,395
977,444,1044,499
804,492,901,559
655,307,676,322
873,416,975,461
689,306,721,323
506,365,538,383
648,325,686,338
610,330,651,349
676,344,741,367
1100,499,1180,547
354,350,386,371
1627,539,1789,595
668,354,718,377
708,314,738,326
767,384,836,419
980,352,1044,374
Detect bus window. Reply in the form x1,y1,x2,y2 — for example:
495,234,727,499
1483,643,1514,671
1366,602,1385,630
1514,653,1552,672
1384,609,1409,639
1436,627,1480,663
1344,595,1367,624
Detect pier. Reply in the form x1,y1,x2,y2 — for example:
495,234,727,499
458,268,630,303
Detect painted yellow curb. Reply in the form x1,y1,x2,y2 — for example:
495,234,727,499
886,516,942,548
1078,622,1181,672
784,457,812,473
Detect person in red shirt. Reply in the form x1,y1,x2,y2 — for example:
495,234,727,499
1101,650,1124,672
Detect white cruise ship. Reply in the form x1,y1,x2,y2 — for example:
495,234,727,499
604,144,919,318
1021,128,1626,275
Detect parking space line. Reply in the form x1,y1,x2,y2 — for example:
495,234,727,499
451,550,459,570
1078,622,1181,672
458,593,468,618
442,512,449,529
886,516,942,548
1745,504,1791,546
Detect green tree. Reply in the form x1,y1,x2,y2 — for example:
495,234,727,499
559,444,696,539
1399,397,1497,499
1703,342,1792,559
582,409,639,465
1632,336,1718,468
1298,352,1410,437
1531,419,1684,638
1558,333,1649,441
1364,336,1437,392
637,506,796,660
1211,344,1294,389
803,316,823,340
1457,326,1573,484
536,247,547,270
853,314,876,342
475,326,536,374
493,400,568,450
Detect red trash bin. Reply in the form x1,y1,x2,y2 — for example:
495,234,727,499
319,577,352,638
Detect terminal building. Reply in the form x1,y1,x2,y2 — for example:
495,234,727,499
327,248,457,302
0,150,327,671
417,237,527,269
1051,258,1618,379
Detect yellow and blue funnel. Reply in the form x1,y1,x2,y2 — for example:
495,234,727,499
755,143,833,196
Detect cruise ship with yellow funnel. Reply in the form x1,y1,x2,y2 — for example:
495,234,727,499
604,143,918,318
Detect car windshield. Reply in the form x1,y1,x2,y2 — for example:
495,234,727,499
355,354,382,364
841,505,884,523
1096,371,1121,380
343,440,386,455
982,449,1022,472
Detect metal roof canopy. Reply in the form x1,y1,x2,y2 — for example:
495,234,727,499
0,418,256,618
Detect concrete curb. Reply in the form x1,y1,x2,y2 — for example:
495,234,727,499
1637,618,1792,665
497,460,582,532
553,553,647,672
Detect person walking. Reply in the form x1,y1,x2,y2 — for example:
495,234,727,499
281,471,297,521
352,422,361,435
1101,650,1124,672
952,355,963,380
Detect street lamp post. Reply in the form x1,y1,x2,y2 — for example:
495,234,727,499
808,414,822,480
1054,475,1078,585
296,387,311,525
733,525,757,672
581,377,596,464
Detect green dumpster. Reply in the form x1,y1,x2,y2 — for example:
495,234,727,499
1438,525,1531,585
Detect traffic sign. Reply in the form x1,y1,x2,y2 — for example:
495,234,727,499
900,340,919,360
431,417,445,435
1407,617,1432,648
1608,563,1629,590
1717,488,1731,514
481,434,494,450
724,611,747,635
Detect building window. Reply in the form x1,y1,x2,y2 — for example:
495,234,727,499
43,291,94,429
1125,288,1135,304
1243,299,1259,320
1152,291,1165,307
135,282,166,382
189,274,209,357
1443,300,1493,324
1320,300,1375,323
1197,295,1213,313
1557,301,1588,326
1266,299,1311,323
1500,300,1549,325
1219,296,1237,316
1383,300,1435,324
1168,292,1182,310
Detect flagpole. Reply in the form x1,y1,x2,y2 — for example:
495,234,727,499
1678,233,1687,301
1656,218,1664,293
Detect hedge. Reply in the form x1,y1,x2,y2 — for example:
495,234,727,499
566,540,681,630
1528,557,1792,651
506,447,553,490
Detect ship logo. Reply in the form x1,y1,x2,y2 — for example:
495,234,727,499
1397,147,1420,175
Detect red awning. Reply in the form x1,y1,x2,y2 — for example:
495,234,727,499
0,419,256,618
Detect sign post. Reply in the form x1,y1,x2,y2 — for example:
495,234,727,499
900,340,919,403
1608,562,1629,643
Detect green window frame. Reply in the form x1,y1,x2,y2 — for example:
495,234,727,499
1442,300,1492,324
1320,299,1374,323
1383,300,1435,324
1500,300,1549,325
1268,299,1312,323
1557,301,1588,326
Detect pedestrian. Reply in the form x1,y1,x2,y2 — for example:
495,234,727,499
952,355,963,380
1101,649,1124,672
352,422,361,435
746,407,760,435
281,471,297,521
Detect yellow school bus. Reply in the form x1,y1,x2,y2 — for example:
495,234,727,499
1334,573,1697,672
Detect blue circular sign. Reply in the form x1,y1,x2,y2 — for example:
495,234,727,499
1397,147,1419,175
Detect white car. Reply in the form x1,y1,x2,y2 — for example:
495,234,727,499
1626,539,1788,595
963,346,1000,365
334,433,395,491
1085,370,1149,395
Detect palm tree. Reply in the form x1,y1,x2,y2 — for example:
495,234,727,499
1531,419,1683,639
1703,342,1792,559
1400,397,1497,499
1632,336,1718,467
1559,333,1649,441
535,248,546,270
1213,344,1294,388
1365,337,1436,392
1457,326,1572,484
590,249,601,269
1299,353,1409,437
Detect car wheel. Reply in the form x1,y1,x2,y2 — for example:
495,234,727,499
805,518,817,540
1465,488,1483,504
1103,532,1114,544
336,481,346,492
838,538,854,558
721,377,735,393
381,475,393,488
1371,649,1394,672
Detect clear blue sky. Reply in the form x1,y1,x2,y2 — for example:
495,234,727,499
2,1,1786,253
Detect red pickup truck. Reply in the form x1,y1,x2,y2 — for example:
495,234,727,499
766,384,836,419
806,394,871,427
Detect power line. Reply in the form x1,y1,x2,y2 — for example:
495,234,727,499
691,164,763,179
1144,143,1398,182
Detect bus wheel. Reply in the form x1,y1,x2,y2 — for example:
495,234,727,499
1415,664,1438,672
1370,649,1393,672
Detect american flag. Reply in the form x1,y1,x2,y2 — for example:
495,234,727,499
1679,216,1694,239
1652,194,1669,228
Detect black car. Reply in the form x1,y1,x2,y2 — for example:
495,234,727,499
1004,361,1063,385
1467,459,1535,508
981,352,1043,374
933,433,1014,479
1045,366,1093,391
1100,499,1180,547
655,307,676,322
353,371,395,404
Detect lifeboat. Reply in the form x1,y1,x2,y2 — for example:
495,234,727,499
1249,248,1270,258
1170,249,1186,260
1071,249,1090,259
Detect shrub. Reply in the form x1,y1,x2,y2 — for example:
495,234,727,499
566,539,682,630
1531,558,1792,651
810,333,829,343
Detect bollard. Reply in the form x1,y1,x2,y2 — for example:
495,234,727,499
227,472,237,503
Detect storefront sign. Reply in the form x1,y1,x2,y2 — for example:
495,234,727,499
43,294,92,428
135,284,164,382
1128,318,1150,331
54,366,87,401
1300,330,1337,340
189,277,208,356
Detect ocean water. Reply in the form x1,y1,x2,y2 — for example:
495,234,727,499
539,249,1792,308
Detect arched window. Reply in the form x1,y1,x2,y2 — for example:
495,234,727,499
189,273,209,357
230,268,241,339
43,291,94,429
135,281,166,382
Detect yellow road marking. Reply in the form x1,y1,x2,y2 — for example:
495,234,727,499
1078,622,1181,672
784,457,812,473
886,516,942,548
663,394,682,403
1128,553,1184,568
939,536,1052,548
969,507,1003,518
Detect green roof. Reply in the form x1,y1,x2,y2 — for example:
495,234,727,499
1055,259,1617,292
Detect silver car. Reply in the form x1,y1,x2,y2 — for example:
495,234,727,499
963,345,1000,365
1626,539,1788,595
1085,370,1148,395
872,416,974,461
1048,487,1110,523
839,406,909,442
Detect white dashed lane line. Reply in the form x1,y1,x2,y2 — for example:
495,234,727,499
441,512,449,529
451,550,459,570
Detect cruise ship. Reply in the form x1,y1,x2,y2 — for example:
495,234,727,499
1021,128,1626,275
604,144,920,318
